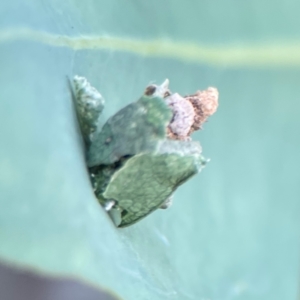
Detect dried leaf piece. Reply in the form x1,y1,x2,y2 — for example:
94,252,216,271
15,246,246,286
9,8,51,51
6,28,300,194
186,87,219,133
165,87,219,140
165,93,195,141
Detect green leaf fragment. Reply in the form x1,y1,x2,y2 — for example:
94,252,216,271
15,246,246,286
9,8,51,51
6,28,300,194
73,76,105,145
87,95,172,166
102,140,203,227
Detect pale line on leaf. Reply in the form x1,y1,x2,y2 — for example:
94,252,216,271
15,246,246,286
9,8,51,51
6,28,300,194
1,28,300,68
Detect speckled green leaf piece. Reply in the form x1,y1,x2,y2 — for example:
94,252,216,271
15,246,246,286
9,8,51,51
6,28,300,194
87,95,172,167
73,76,105,145
103,140,203,227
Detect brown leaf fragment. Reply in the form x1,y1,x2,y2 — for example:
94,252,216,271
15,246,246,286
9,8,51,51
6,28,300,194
165,87,219,140
185,87,219,134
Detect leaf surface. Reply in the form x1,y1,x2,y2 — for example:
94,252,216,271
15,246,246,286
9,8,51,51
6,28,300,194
0,1,300,299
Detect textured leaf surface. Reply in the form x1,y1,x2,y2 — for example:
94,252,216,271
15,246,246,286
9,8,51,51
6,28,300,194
87,95,172,166
103,141,202,227
0,1,300,300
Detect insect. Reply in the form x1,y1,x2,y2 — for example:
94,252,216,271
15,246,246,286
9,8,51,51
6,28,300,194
73,76,218,227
